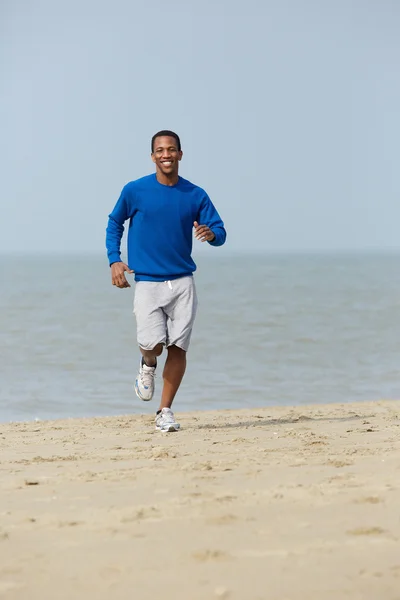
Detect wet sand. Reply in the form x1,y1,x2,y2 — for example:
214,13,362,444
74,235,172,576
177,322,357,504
1,400,400,599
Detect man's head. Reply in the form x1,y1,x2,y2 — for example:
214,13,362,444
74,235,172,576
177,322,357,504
151,130,183,180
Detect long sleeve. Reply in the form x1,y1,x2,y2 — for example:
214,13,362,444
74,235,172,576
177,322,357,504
105,187,129,265
197,194,227,247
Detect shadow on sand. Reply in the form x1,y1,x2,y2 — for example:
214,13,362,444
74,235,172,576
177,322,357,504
197,412,374,431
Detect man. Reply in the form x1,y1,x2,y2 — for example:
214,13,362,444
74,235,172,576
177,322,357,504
106,130,226,432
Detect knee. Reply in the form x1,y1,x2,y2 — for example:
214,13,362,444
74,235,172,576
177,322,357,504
168,345,187,360
141,343,164,357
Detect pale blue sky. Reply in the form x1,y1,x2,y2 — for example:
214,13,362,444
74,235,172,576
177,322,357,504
1,0,399,254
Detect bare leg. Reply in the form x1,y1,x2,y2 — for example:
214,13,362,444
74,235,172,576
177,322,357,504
140,343,163,367
159,345,186,410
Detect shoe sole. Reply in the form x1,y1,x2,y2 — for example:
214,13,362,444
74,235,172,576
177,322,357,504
155,424,180,432
135,380,153,402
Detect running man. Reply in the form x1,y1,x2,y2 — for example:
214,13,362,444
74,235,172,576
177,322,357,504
106,130,226,431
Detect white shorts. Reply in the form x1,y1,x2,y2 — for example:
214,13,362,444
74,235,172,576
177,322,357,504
133,276,198,352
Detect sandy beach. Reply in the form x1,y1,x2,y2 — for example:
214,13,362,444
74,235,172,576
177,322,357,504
1,400,399,600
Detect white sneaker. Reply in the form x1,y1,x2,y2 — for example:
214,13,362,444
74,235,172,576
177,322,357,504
155,408,180,432
135,359,156,401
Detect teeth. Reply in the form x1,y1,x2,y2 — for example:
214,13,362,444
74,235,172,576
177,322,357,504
162,161,172,166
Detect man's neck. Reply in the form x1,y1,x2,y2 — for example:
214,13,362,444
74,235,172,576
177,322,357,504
156,171,179,187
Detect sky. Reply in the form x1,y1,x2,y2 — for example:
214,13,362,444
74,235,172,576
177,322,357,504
1,0,400,255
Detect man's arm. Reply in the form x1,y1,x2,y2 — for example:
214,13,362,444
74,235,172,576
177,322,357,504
106,187,129,265
194,194,227,246
106,186,134,288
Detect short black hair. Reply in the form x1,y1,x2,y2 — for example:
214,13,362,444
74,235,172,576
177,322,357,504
151,130,181,152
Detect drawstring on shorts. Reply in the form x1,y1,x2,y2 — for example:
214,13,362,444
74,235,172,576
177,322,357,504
165,280,173,290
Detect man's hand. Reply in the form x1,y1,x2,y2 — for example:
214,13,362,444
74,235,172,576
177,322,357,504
194,221,215,242
111,262,134,288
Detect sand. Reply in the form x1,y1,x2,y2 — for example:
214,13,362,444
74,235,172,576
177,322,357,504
1,400,400,600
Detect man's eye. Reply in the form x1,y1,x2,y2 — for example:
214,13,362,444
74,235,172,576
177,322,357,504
155,148,177,154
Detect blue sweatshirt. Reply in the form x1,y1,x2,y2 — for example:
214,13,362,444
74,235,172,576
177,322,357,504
106,174,226,282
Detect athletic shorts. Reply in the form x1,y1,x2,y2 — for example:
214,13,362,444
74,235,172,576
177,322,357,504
133,276,198,352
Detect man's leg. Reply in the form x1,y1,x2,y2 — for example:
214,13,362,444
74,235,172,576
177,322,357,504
154,276,197,431
134,282,167,402
159,345,186,410
155,345,185,431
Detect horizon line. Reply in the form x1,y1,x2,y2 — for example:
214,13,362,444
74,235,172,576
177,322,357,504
1,248,400,257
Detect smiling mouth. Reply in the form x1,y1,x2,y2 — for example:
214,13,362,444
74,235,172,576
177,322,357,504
161,161,173,167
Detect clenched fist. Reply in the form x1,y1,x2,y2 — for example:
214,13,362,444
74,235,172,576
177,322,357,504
194,221,215,242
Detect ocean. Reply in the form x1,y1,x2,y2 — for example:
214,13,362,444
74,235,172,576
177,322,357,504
1,253,399,422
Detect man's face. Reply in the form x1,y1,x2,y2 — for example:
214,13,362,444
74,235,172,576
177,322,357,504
151,136,183,176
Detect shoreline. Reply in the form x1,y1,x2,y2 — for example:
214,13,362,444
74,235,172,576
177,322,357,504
1,399,400,599
2,396,399,426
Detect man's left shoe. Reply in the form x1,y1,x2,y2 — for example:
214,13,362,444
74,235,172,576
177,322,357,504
155,408,180,432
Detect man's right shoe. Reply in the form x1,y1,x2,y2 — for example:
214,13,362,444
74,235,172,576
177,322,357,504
135,359,156,401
